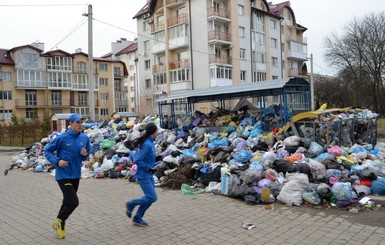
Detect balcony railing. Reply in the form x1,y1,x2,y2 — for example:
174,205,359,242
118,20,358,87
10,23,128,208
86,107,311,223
207,7,231,19
288,68,308,76
166,0,185,7
151,21,165,33
167,13,189,26
208,30,231,43
152,64,167,73
169,59,190,70
209,55,231,65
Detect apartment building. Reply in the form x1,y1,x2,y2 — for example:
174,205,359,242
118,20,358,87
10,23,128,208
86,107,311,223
133,0,308,114
0,43,128,123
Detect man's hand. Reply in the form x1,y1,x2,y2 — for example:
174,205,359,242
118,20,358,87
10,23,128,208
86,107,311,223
81,146,88,157
58,160,69,168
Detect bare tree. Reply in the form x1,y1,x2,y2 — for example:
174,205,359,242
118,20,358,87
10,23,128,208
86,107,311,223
324,11,385,114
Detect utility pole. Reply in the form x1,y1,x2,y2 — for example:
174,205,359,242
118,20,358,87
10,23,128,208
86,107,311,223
310,53,314,111
83,4,95,120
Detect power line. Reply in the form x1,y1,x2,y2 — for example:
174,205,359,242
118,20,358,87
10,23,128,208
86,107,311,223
0,4,87,7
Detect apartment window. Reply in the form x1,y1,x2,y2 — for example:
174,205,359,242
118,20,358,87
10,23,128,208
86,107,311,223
240,70,246,81
154,73,166,85
26,108,37,120
0,110,12,120
169,25,187,39
257,72,266,81
272,57,278,66
256,33,265,45
47,56,72,71
256,13,264,32
144,40,150,50
272,76,279,80
145,79,151,89
170,69,190,82
22,53,39,69
0,91,12,100
78,92,87,106
99,78,108,86
114,67,121,76
271,38,278,48
77,62,86,73
51,91,62,106
101,93,109,101
154,31,165,44
240,49,246,59
239,27,245,38
101,108,109,116
257,53,266,64
210,66,232,79
25,91,37,106
99,63,107,71
143,21,149,31
145,60,151,69
288,27,292,37
270,19,278,30
146,98,152,107
238,5,244,16
1,72,11,81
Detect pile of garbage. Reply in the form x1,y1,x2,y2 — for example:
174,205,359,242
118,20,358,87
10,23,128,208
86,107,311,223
7,107,385,208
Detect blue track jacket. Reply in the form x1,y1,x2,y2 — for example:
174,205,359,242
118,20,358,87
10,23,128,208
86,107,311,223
44,128,90,181
134,137,156,179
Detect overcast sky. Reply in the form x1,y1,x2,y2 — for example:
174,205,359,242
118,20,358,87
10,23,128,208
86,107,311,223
1,0,383,75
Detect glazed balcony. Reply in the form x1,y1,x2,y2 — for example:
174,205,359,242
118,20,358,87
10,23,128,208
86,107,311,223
209,55,231,65
167,13,189,26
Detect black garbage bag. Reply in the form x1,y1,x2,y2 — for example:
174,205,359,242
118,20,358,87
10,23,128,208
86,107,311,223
271,159,296,174
213,151,230,163
179,156,196,165
197,166,221,186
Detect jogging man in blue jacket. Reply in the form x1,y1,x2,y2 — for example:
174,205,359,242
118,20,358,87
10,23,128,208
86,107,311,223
44,113,90,239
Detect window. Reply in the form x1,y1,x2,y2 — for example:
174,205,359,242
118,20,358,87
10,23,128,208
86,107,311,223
145,60,151,69
256,33,265,45
1,72,11,81
238,5,244,16
239,27,245,38
101,108,109,116
257,53,266,64
0,91,12,100
25,91,36,106
146,98,152,107
272,76,279,80
169,25,187,39
240,48,246,59
144,40,150,50
26,108,37,119
114,67,121,76
272,57,278,66
240,70,246,81
271,38,278,48
170,69,190,82
78,92,87,106
130,86,135,92
22,53,39,69
257,72,266,81
77,62,86,73
99,64,107,71
270,19,277,30
47,56,72,71
51,91,62,106
210,66,232,79
154,73,166,85
143,21,149,31
255,13,264,32
101,93,109,101
0,110,12,120
145,79,151,89
99,78,108,86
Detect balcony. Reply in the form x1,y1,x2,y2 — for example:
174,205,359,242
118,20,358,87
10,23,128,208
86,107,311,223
208,30,231,45
16,80,47,88
207,7,231,23
152,64,167,74
151,20,165,33
169,59,190,70
209,55,231,65
167,13,188,26
170,81,192,92
15,99,49,108
166,0,185,8
288,68,308,77
210,78,232,87
287,41,308,61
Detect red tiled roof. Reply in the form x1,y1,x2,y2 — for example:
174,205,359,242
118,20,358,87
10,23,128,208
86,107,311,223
116,42,137,56
0,49,15,65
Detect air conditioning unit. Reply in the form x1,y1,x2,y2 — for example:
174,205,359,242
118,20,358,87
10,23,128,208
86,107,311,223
147,16,153,24
143,13,151,20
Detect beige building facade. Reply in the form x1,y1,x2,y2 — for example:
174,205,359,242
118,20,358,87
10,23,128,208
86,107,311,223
0,43,128,123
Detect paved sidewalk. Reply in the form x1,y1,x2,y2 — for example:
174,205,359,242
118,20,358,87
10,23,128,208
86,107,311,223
1,151,385,245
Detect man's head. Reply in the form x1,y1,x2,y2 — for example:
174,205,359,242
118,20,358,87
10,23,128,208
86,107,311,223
68,113,86,133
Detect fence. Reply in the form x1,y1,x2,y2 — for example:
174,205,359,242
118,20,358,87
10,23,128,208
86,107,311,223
0,123,42,146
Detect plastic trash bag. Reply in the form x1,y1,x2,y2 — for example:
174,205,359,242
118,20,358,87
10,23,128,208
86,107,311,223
371,178,385,195
302,191,321,205
308,142,324,157
331,182,352,201
181,183,205,195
